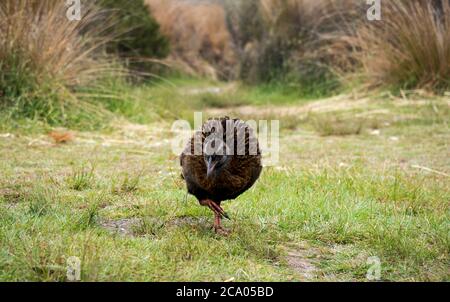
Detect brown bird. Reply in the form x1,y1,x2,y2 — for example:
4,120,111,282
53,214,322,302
180,117,262,234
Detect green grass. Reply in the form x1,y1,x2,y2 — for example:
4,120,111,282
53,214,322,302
0,82,449,281
308,113,365,136
238,83,316,105
0,75,331,133
66,166,96,191
82,77,317,126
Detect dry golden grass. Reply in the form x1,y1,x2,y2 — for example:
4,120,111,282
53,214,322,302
0,0,124,125
0,1,113,88
350,0,450,91
146,0,237,80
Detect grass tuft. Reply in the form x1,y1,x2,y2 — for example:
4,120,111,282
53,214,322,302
111,173,142,194
77,203,100,231
27,187,54,217
67,166,96,191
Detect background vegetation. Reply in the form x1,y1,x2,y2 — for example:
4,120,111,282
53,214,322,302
1,0,449,127
0,0,448,281
99,0,169,72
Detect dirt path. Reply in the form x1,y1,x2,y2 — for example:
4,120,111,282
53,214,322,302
205,93,449,119
206,94,370,117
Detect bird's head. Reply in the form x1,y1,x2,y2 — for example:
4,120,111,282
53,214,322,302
203,130,232,179
204,153,231,179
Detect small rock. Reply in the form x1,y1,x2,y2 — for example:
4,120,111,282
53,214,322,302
275,166,288,171
370,129,381,136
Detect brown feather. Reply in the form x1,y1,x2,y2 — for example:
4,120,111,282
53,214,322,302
180,117,262,205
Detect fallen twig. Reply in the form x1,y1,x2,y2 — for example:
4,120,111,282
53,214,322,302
411,165,449,177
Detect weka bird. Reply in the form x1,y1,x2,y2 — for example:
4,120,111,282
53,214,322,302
180,117,262,233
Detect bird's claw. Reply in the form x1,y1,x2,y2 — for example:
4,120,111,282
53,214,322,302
214,225,231,236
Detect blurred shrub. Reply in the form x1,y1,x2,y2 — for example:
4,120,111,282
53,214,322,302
147,0,360,92
99,0,170,71
236,0,450,94
146,0,238,80
223,0,363,96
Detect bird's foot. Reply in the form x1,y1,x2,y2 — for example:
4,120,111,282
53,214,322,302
214,225,231,236
213,211,230,236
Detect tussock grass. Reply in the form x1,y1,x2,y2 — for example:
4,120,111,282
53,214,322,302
350,0,450,92
0,0,122,127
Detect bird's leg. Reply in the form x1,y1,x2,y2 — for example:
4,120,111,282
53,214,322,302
213,212,230,235
214,213,221,231
204,199,230,220
202,199,230,235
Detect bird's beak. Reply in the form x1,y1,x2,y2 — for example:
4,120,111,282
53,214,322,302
206,162,217,179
